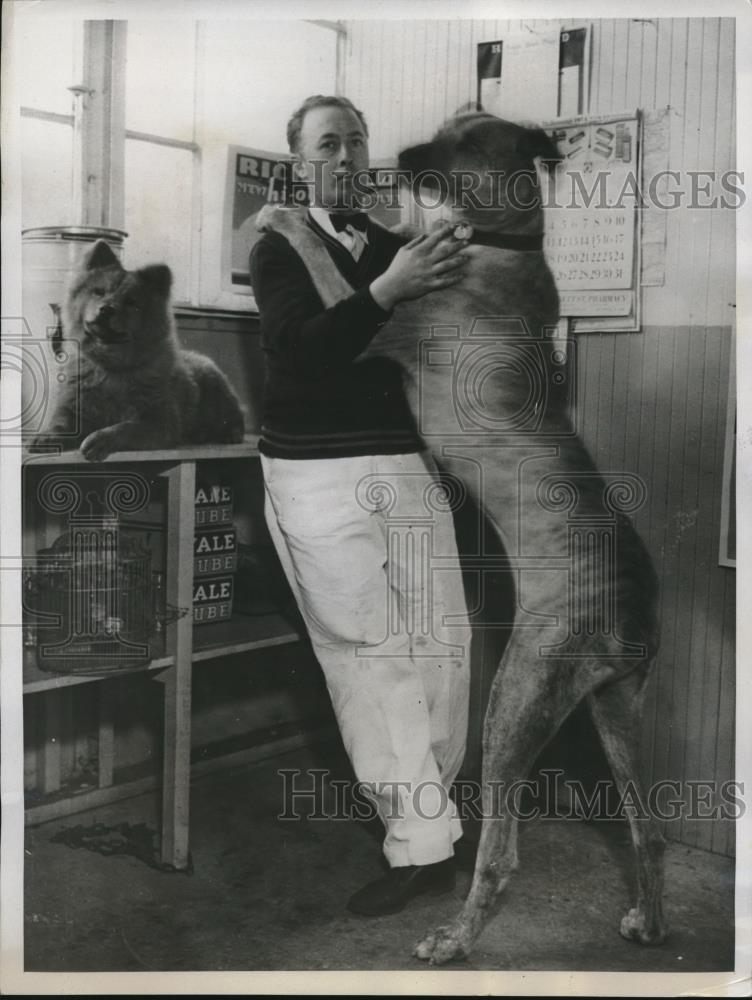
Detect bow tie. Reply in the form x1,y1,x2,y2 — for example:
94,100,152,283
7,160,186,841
329,212,368,233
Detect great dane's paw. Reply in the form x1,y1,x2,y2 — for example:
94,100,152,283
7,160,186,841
619,907,668,945
414,925,469,965
80,427,119,462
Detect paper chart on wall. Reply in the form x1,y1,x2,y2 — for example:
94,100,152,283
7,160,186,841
479,28,560,124
542,112,641,329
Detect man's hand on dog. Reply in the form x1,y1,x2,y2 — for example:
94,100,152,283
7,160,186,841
370,223,469,310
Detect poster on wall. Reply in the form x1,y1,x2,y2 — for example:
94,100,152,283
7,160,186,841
477,30,559,122
542,110,642,331
221,145,299,294
223,147,406,294
477,26,589,123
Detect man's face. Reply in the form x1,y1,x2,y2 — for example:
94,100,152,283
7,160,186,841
296,105,370,211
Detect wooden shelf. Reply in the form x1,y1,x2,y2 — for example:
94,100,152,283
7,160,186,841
23,645,173,695
22,435,261,466
21,444,306,869
193,611,302,662
22,612,302,693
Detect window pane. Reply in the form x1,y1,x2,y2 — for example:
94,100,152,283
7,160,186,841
16,18,78,114
125,21,196,141
124,140,194,303
201,21,337,150
21,118,74,230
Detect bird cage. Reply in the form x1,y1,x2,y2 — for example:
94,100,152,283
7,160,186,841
32,525,153,675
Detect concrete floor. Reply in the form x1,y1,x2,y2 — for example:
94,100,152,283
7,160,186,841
24,741,735,974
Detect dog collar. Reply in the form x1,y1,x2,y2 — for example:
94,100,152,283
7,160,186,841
453,222,544,252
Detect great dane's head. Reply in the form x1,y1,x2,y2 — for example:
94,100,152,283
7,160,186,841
398,111,561,233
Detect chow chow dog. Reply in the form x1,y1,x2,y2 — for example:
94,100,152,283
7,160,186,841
30,241,245,460
256,110,666,964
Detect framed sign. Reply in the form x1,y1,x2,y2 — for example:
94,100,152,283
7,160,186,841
221,145,299,294
542,110,642,332
477,26,590,122
222,149,405,294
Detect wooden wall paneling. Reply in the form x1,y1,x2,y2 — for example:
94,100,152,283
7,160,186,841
633,330,661,778
384,19,400,142
467,20,484,111
624,19,645,109
652,324,692,830
668,325,712,848
640,18,688,327
578,335,600,459
622,328,647,495
593,335,615,472
613,19,632,110
664,18,691,329
682,327,727,849
413,21,430,144
687,19,720,327
371,20,388,160
388,20,408,158
454,18,474,114
398,20,420,154
643,328,678,816
589,19,607,114
350,23,372,147
706,18,736,328
653,18,674,110
704,327,734,855
606,328,632,472
638,18,659,111
713,570,735,857
436,19,452,124
423,20,443,139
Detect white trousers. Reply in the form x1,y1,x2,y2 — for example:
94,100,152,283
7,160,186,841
261,451,471,867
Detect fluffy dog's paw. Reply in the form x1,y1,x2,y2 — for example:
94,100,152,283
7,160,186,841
619,907,668,945
80,427,119,462
414,925,469,965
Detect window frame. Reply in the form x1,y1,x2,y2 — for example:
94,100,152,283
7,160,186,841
28,18,343,313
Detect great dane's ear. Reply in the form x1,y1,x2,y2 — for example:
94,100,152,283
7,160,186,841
397,141,434,173
518,126,562,170
452,101,484,117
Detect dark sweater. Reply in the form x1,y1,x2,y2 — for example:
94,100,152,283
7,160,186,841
249,214,423,459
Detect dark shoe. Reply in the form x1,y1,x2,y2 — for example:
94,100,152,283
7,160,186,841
347,858,456,916
453,834,479,873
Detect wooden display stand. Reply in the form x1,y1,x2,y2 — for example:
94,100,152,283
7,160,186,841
22,437,301,870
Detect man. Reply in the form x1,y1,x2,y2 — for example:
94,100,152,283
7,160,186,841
249,95,472,916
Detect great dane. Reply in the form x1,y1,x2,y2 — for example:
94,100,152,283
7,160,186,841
256,110,667,964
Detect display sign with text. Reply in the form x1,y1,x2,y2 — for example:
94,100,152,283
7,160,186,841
542,111,642,330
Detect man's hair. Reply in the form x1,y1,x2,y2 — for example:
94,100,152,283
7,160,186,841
286,95,369,153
